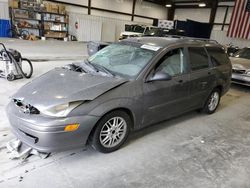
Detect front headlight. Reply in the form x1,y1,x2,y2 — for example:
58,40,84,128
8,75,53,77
246,70,250,75
41,101,83,117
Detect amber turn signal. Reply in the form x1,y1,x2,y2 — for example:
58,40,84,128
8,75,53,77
64,124,79,132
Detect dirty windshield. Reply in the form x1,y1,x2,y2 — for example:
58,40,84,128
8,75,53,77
88,44,156,78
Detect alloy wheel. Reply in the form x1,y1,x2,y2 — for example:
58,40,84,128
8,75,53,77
208,91,219,111
99,117,127,148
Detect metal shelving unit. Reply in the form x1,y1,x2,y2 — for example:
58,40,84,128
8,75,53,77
9,2,69,40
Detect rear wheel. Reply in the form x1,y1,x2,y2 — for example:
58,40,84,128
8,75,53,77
90,110,131,153
7,74,15,81
203,88,221,114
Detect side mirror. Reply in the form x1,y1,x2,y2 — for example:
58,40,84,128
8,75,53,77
147,71,172,82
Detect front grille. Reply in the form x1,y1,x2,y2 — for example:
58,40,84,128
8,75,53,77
232,69,246,74
13,99,40,114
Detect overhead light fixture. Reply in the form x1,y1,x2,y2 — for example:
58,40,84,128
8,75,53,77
166,4,172,7
198,3,206,7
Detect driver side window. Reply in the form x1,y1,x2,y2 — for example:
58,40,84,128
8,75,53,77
156,48,186,76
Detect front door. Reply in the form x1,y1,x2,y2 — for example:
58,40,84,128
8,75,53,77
142,48,190,126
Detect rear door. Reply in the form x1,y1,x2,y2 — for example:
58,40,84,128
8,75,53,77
188,46,216,108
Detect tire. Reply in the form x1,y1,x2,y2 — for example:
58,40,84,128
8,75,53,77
203,88,221,114
21,58,33,78
7,74,15,81
90,110,131,153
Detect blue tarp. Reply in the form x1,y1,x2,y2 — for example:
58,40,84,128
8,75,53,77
0,19,11,37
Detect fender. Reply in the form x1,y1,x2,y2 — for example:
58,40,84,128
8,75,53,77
88,98,144,130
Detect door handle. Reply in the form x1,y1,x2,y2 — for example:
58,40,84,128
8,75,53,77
178,80,183,83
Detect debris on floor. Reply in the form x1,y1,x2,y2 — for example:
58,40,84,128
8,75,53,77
6,139,50,160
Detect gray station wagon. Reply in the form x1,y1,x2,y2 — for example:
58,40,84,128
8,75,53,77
7,37,232,153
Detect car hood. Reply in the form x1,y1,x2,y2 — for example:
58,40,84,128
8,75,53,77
12,68,128,111
230,57,250,70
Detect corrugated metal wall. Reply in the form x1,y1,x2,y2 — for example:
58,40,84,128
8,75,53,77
68,12,146,42
210,30,250,48
0,2,9,19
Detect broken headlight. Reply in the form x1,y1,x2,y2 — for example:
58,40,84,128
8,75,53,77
41,101,83,117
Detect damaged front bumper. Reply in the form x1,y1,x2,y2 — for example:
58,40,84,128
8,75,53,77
6,102,100,153
6,139,50,160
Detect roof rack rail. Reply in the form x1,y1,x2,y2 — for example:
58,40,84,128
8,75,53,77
164,35,219,44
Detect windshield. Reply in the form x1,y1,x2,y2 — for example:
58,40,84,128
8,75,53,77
234,48,250,60
125,24,133,32
144,28,162,36
133,26,145,33
88,44,156,78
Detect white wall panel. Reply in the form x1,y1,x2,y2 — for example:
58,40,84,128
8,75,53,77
66,6,88,14
69,13,102,41
0,2,9,19
92,0,132,14
135,1,167,19
68,12,145,42
215,7,226,23
133,17,153,24
226,7,233,24
213,25,222,31
211,30,250,48
91,10,131,21
174,8,211,23
102,22,116,42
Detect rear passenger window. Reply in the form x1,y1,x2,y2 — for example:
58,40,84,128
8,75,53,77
188,47,209,71
206,47,229,66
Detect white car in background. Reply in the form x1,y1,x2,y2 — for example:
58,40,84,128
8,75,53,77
119,25,157,40
230,47,250,86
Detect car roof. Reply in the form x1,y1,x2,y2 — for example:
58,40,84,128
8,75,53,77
122,37,222,49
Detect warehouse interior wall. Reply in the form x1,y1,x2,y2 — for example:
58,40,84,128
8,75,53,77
58,0,168,41
174,8,211,23
0,0,8,19
174,1,250,47
69,12,139,42
1,0,249,46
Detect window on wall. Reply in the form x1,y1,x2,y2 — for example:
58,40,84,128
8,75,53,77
188,47,209,71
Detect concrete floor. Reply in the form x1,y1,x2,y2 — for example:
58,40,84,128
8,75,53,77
0,38,250,188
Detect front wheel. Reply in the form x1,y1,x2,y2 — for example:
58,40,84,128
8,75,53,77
90,110,131,153
203,89,221,114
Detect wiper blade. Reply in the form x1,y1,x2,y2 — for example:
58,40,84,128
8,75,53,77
84,59,99,72
63,63,86,73
92,63,115,77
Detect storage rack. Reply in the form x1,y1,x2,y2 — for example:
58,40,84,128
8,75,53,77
9,1,69,40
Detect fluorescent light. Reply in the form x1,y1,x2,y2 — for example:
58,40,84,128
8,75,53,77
165,4,172,7
198,3,206,7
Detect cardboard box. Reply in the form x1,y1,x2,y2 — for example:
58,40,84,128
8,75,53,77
58,5,66,14
14,9,29,18
51,4,58,13
9,0,19,8
44,31,66,38
44,3,51,12
44,23,50,30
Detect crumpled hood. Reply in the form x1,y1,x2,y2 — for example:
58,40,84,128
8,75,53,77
230,57,250,70
12,68,127,111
